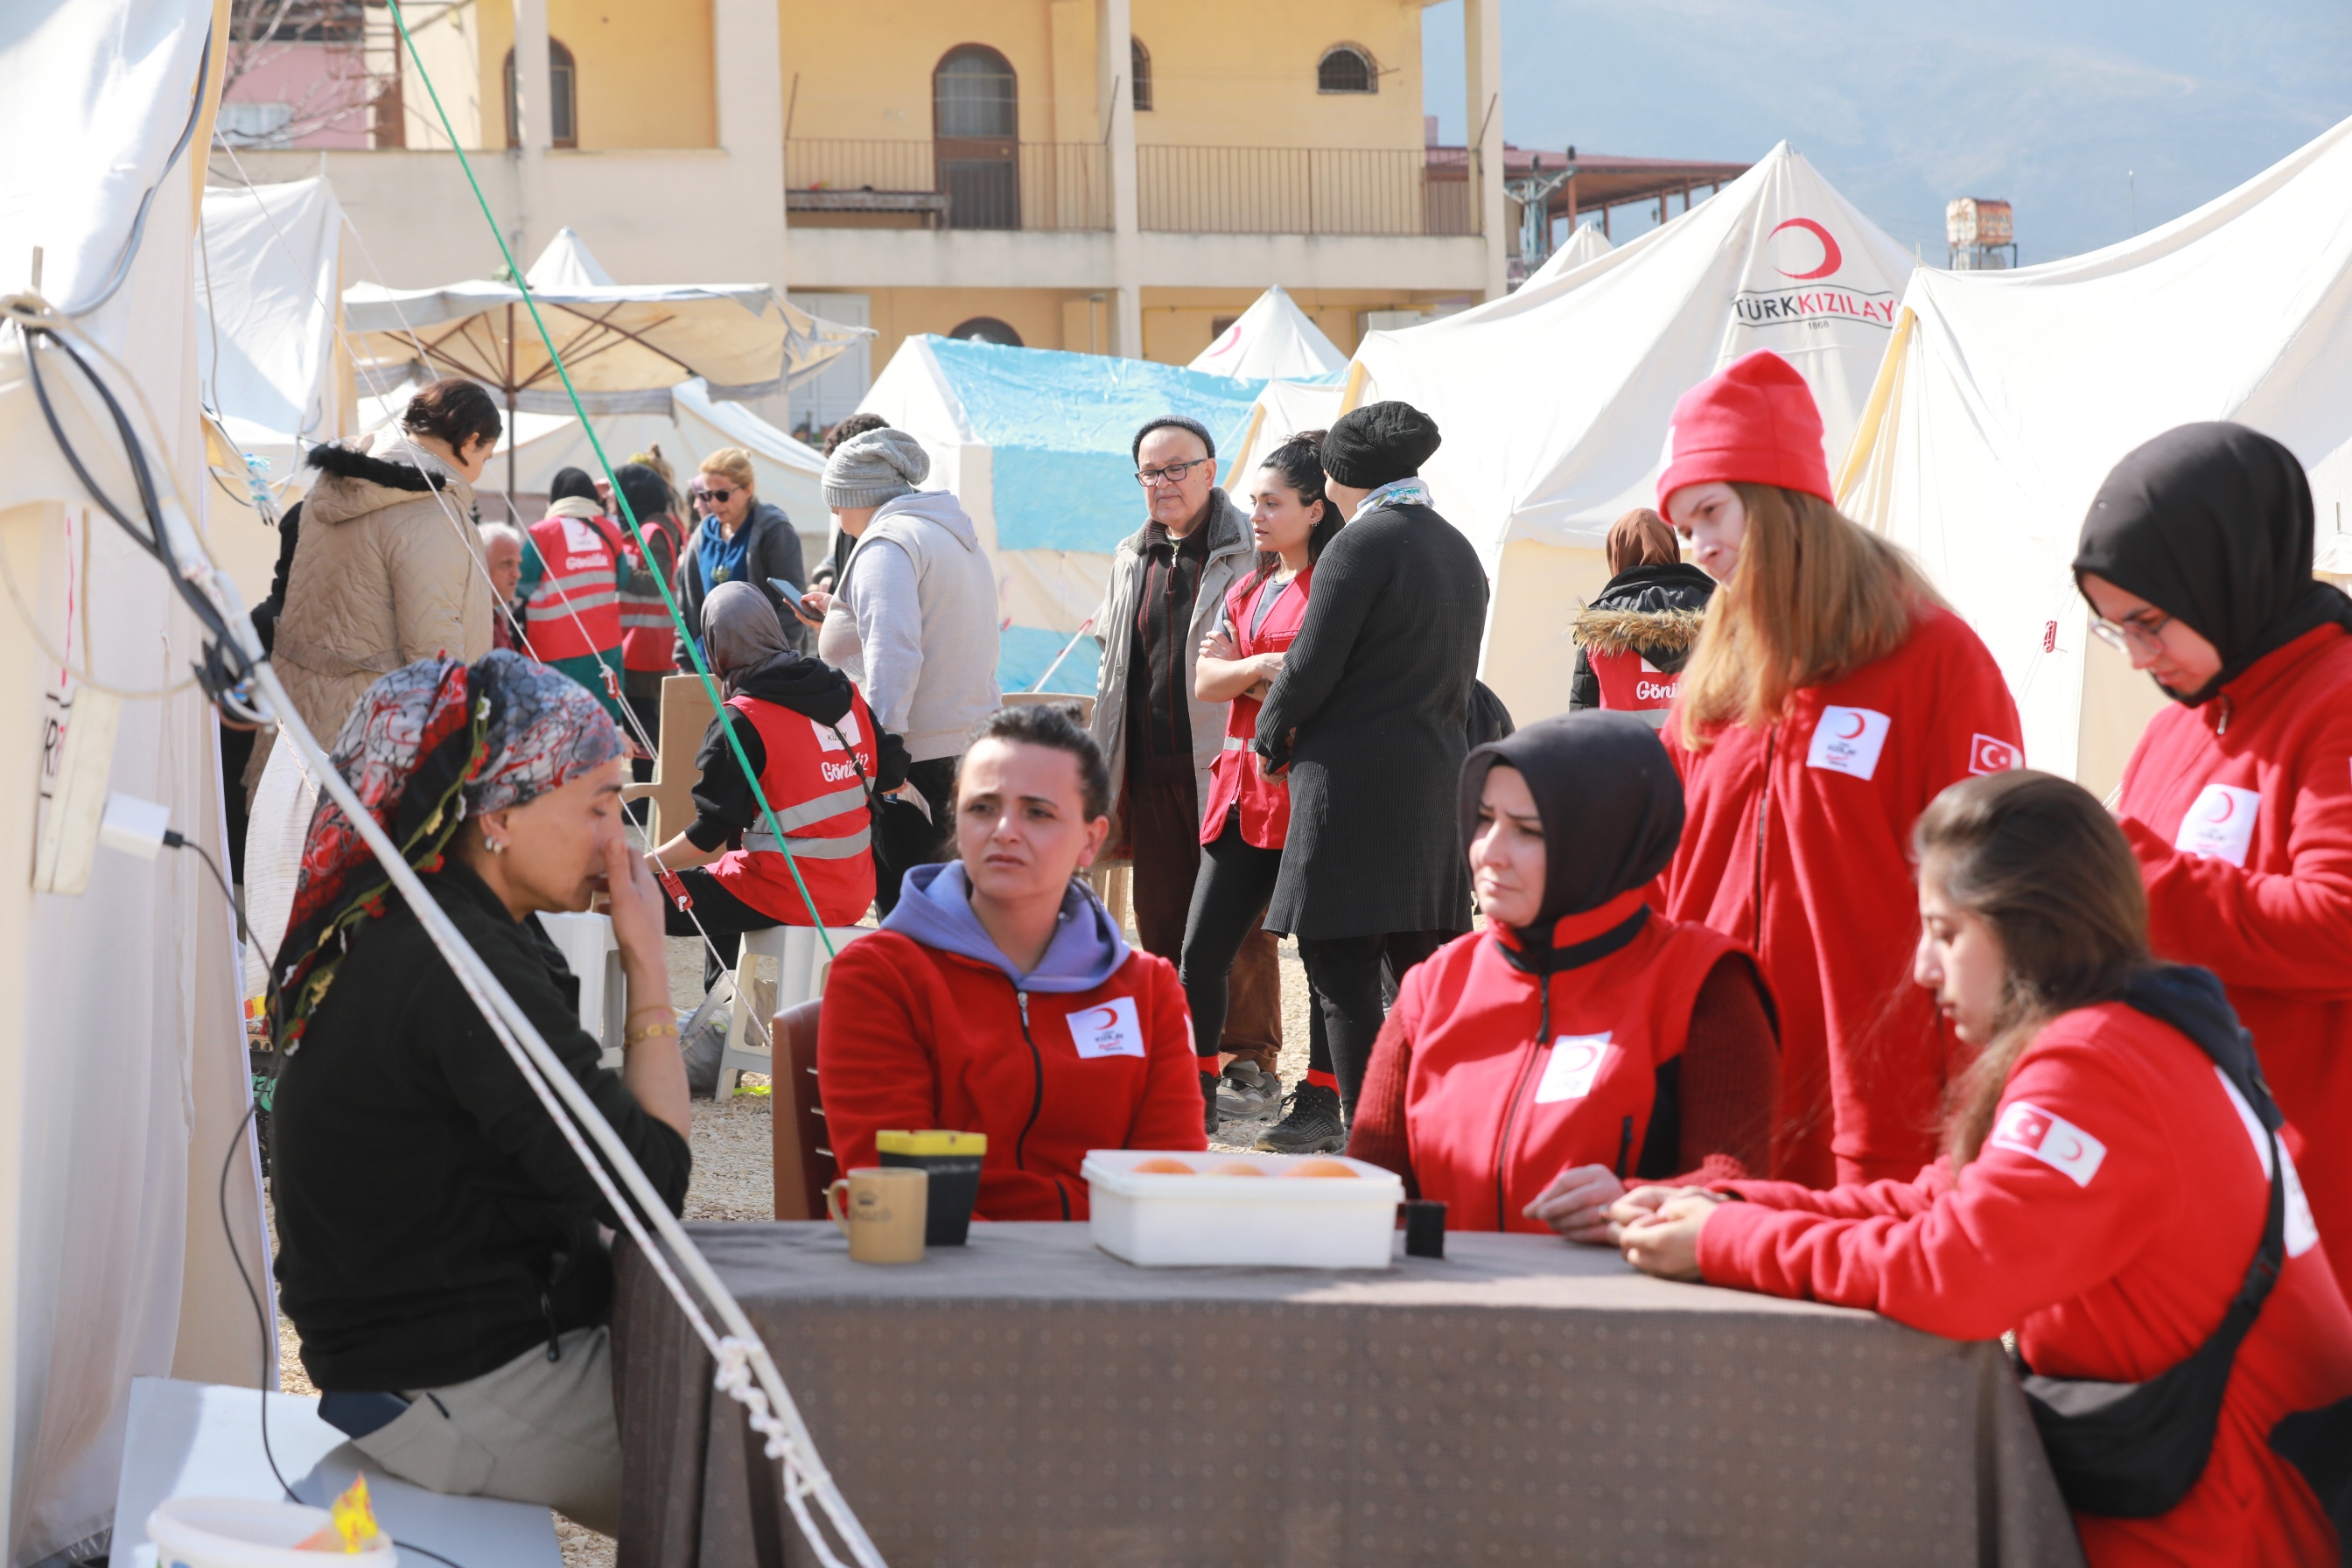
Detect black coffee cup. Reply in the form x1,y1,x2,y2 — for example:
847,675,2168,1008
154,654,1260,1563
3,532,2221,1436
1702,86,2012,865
876,1130,986,1246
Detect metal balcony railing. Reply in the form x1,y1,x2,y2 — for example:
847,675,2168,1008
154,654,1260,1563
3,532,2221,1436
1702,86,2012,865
1139,144,1480,237
785,139,1109,232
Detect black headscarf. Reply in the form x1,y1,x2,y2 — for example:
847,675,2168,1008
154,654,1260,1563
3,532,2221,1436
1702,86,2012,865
1457,711,1684,953
549,466,600,505
2073,422,2352,706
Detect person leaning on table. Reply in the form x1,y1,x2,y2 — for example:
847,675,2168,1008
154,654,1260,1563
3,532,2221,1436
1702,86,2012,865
818,704,1208,1222
1619,770,2352,1568
267,652,690,1536
1344,711,1778,1236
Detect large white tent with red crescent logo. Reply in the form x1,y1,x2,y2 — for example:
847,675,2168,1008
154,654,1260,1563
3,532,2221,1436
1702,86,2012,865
1186,285,1348,381
1839,114,2352,796
1349,143,1914,723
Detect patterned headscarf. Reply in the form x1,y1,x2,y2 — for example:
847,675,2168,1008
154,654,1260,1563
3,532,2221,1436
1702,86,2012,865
268,649,623,1050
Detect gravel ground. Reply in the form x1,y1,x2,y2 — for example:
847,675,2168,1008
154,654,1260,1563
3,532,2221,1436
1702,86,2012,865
276,923,1317,1568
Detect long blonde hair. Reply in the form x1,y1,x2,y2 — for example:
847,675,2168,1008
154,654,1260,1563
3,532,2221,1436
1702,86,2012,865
1676,483,1946,748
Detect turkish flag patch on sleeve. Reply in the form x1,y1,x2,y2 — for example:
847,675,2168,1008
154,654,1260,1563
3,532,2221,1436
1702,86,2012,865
1989,1101,2107,1186
1968,733,2021,775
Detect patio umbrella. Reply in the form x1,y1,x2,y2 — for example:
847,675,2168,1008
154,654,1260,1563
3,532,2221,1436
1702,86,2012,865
344,228,866,510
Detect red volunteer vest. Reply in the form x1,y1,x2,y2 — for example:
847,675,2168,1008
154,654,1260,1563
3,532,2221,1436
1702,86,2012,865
705,691,878,926
1402,891,1742,1232
1199,567,1312,849
523,511,625,662
619,514,679,674
1590,648,1682,724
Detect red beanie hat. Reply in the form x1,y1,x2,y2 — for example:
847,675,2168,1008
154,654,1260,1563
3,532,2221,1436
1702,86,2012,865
1656,349,1833,512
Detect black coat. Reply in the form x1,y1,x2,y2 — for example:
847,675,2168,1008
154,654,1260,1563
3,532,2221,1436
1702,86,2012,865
1255,501,1488,939
1566,563,1717,711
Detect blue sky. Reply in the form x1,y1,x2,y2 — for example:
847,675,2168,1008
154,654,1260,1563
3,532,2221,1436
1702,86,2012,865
1422,0,2352,262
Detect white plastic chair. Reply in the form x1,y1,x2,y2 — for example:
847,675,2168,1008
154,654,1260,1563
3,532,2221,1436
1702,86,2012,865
716,925,872,1097
535,910,626,1067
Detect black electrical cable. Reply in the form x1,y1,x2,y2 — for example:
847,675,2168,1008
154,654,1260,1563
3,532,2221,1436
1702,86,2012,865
166,831,271,976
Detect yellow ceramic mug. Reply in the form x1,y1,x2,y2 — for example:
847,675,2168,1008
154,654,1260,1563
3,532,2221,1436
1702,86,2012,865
825,1166,928,1264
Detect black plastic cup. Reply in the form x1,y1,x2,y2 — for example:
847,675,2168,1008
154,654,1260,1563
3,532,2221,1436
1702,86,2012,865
1402,1199,1447,1258
876,1130,986,1246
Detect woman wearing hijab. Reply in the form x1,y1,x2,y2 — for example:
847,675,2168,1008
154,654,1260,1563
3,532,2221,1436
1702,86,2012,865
1344,712,1778,1236
268,651,690,1533
1658,350,2023,1188
2075,422,2352,1298
648,581,878,986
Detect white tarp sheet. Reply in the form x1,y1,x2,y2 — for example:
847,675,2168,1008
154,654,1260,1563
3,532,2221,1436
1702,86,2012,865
1187,285,1347,380
196,178,341,453
0,4,269,1562
1841,114,2352,784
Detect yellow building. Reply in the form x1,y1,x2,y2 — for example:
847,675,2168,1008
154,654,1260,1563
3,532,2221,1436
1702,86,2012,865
236,0,1507,429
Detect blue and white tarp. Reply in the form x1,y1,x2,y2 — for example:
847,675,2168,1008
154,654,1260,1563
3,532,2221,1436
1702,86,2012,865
859,336,1265,696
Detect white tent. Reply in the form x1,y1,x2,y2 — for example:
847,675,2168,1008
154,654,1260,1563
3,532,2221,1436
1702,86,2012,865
1525,220,1614,286
0,4,270,1558
1187,285,1348,380
1841,114,2352,795
1220,374,1350,499
1353,143,1914,722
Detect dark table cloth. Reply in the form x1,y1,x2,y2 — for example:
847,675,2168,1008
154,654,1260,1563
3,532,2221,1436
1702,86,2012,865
613,1222,2082,1568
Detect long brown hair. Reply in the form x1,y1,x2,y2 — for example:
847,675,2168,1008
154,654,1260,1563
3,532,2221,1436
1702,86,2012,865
1676,484,1946,747
1914,771,2151,1166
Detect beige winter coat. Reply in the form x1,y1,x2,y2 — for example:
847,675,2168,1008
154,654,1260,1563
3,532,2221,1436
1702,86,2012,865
271,436,494,748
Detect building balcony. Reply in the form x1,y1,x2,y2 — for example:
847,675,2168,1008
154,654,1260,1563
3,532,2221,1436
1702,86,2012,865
786,139,1109,232
1140,144,1479,237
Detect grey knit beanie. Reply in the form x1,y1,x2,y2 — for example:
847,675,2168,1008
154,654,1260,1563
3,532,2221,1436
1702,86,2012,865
822,427,930,508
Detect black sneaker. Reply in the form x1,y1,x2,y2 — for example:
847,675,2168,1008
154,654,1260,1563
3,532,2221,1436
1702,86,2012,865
1256,1082,1346,1154
1201,1070,1222,1135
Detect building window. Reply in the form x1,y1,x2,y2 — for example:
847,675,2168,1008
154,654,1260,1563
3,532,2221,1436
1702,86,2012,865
1317,45,1375,94
503,38,577,148
1131,37,1152,111
948,317,1023,347
934,46,1019,229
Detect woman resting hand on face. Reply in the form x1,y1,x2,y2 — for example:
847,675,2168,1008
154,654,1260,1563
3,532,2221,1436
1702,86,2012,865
1341,711,1779,1242
2075,423,2352,1300
816,704,1208,1222
1620,770,2352,1568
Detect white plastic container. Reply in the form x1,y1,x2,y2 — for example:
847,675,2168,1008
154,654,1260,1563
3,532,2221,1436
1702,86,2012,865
1082,1149,1404,1269
147,1497,397,1567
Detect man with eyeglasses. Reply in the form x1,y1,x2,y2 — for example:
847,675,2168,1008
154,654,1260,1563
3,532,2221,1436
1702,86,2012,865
1088,415,1286,1135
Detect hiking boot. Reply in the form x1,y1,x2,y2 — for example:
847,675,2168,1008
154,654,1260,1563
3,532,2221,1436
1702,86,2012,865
1202,1070,1222,1135
1256,1082,1347,1155
1215,1060,1283,1120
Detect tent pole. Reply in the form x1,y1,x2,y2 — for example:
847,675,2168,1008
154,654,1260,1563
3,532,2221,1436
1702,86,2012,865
506,388,520,523
1833,306,1915,508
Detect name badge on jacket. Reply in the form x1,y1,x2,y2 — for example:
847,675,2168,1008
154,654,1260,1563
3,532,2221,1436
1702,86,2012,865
1807,705,1892,780
1068,996,1146,1060
2174,783,2259,867
1534,1034,1615,1104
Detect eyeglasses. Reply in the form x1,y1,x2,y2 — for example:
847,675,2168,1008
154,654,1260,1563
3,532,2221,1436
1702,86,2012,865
2089,608,2173,654
1136,458,1211,487
699,486,735,504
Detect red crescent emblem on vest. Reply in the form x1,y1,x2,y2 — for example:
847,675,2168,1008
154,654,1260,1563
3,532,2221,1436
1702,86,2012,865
2204,792,2236,822
1082,1005,1120,1031
1769,218,1844,280
1834,710,1866,739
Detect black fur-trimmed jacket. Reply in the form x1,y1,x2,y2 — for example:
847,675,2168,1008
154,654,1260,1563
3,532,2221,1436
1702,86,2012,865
1566,563,1717,712
271,436,494,745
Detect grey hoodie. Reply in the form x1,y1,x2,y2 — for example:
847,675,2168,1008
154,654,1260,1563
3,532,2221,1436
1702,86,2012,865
880,862,1130,991
817,488,1002,763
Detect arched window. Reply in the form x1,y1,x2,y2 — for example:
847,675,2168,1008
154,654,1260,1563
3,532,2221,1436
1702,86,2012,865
934,46,1019,229
503,38,577,148
1131,37,1153,112
1317,45,1375,94
948,317,1023,347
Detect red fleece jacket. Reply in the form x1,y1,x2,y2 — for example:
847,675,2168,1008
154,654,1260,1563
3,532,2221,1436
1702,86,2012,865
2113,624,2352,1300
1698,1003,2352,1568
1663,606,2021,1186
817,932,1208,1222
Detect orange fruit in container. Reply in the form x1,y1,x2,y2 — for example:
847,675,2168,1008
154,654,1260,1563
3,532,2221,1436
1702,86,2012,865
1131,1158,1197,1174
1208,1161,1269,1177
1284,1159,1359,1179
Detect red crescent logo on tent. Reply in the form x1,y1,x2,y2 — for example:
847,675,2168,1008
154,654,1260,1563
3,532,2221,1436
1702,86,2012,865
1083,1006,1121,1031
1207,325,1242,358
1835,711,1866,739
2204,793,2236,823
1769,218,1843,280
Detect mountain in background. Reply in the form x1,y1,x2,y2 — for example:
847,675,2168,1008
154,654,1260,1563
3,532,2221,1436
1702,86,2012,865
1424,0,2352,262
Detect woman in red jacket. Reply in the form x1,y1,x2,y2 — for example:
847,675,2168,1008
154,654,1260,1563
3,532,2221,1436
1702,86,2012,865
1620,769,2352,1567
1658,349,2022,1186
2073,423,2352,1299
819,703,1208,1221
1344,711,1778,1237
1182,429,1342,1147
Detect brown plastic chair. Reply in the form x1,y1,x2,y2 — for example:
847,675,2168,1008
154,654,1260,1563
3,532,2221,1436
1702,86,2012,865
771,998,836,1219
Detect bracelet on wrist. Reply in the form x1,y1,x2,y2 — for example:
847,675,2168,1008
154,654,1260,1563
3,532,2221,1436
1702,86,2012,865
626,1018,681,1045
